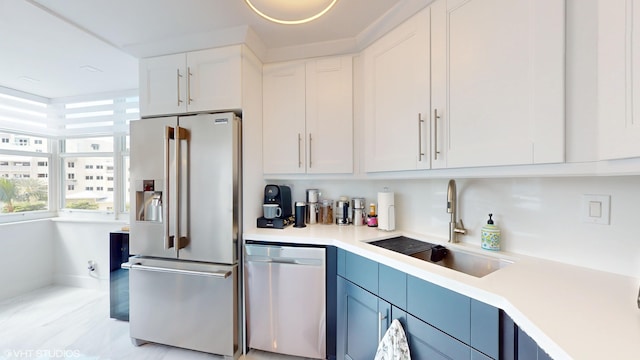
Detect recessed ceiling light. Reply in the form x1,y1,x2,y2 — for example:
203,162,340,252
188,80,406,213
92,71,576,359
244,0,339,25
80,65,103,73
18,76,40,83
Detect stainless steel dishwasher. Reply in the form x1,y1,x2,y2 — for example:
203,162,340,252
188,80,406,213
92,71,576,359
245,243,326,359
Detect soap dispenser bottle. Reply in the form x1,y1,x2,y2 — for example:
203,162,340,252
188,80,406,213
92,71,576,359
481,214,501,251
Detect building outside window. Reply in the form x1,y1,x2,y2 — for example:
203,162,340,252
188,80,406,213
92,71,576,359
0,133,50,214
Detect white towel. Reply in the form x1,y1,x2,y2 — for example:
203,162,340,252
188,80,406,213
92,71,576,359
374,319,411,360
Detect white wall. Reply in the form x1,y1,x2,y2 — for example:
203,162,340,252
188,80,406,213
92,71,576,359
280,176,640,278
52,220,123,292
0,219,54,301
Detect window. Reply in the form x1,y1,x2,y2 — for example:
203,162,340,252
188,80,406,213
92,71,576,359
107,176,114,181
0,133,50,214
0,89,137,220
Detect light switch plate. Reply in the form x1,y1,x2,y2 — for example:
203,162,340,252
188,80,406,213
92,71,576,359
581,194,610,225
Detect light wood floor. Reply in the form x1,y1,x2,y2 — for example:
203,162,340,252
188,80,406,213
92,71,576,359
0,286,311,360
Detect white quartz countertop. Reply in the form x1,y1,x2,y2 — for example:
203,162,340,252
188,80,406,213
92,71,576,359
244,225,640,360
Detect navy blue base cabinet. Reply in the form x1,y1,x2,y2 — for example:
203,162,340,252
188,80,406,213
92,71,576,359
335,248,552,360
336,249,500,360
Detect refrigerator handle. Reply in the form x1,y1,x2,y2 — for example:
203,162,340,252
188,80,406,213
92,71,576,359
164,126,175,249
175,125,189,252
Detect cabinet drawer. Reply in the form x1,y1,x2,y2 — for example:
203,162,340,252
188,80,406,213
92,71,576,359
407,275,471,343
379,263,407,309
406,314,471,360
345,251,378,294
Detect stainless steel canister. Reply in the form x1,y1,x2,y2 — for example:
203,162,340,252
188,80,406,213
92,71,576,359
336,196,350,225
351,197,366,226
306,189,320,224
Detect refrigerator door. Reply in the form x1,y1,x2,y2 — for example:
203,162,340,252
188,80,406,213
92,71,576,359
128,257,238,357
130,116,178,258
177,113,240,264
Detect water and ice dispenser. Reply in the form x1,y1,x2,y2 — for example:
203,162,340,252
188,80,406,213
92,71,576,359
135,180,163,222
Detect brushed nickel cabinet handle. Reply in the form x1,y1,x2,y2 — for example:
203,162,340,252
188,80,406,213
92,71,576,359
309,133,313,168
434,109,441,160
418,113,425,161
187,66,193,105
298,133,302,168
176,69,183,106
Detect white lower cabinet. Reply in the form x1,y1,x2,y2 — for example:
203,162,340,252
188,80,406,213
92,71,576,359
597,0,640,160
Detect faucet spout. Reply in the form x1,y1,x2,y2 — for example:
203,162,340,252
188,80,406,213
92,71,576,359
447,179,466,243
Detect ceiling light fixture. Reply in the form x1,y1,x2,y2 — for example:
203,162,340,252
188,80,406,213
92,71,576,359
244,0,339,25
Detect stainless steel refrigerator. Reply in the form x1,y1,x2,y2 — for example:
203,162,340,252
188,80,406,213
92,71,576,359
125,112,241,358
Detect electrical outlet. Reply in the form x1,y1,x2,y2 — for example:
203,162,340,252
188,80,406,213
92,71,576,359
581,194,610,225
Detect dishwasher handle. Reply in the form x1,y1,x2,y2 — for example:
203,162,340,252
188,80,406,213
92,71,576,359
246,256,323,267
122,262,232,279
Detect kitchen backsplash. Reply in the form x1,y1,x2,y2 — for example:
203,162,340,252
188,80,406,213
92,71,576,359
276,176,640,278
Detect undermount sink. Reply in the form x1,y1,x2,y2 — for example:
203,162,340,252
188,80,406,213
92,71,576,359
369,236,513,278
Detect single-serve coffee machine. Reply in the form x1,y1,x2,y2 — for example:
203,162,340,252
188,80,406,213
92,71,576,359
257,184,294,229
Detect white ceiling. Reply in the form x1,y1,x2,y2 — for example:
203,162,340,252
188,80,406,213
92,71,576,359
0,0,430,99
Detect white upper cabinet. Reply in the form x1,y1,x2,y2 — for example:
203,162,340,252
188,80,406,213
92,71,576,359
305,57,354,174
262,61,307,174
263,56,353,175
139,45,242,117
432,0,565,168
598,0,640,160
364,8,433,172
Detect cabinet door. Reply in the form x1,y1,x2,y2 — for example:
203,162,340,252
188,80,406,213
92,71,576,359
364,8,430,172
262,61,306,174
306,56,353,174
598,0,640,160
139,54,187,117
337,277,390,360
432,0,564,168
187,46,242,113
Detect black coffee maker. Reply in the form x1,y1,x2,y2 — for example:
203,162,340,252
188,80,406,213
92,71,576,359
257,184,294,229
